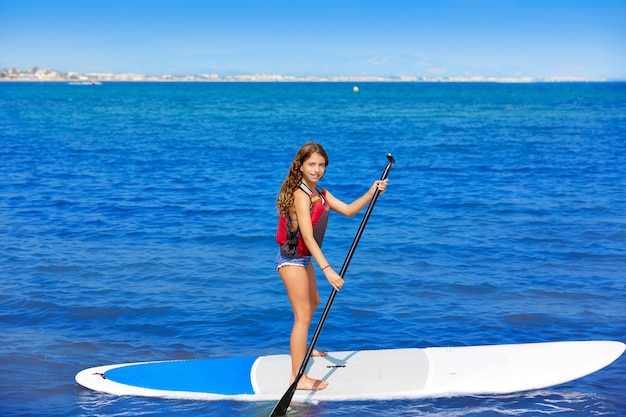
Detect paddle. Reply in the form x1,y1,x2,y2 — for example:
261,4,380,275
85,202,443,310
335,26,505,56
270,153,395,417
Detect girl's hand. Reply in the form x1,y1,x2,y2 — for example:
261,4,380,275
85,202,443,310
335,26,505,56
323,268,344,291
372,178,388,194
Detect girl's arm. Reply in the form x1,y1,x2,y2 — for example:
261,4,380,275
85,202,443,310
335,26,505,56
294,189,344,291
324,179,388,217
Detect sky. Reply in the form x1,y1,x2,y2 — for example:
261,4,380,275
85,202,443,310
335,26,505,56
1,0,625,79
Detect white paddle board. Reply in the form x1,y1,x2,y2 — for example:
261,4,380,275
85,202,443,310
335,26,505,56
75,340,624,402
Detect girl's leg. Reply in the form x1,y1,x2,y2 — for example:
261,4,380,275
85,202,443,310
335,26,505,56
279,264,328,390
305,265,327,358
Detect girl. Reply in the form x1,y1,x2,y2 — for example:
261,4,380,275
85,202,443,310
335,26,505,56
275,142,388,390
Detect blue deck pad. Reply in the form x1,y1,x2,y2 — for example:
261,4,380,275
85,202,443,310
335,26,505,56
105,356,258,395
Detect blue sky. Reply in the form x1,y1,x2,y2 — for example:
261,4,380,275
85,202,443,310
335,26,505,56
1,0,624,79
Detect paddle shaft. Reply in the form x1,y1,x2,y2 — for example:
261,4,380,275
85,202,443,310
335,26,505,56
270,153,395,417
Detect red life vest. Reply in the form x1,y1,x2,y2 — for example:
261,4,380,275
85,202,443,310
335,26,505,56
276,183,330,258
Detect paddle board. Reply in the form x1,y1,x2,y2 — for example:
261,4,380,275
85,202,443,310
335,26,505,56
75,340,624,402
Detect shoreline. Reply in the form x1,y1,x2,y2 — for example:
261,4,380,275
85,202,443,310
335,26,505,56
1,78,619,84
1,69,616,83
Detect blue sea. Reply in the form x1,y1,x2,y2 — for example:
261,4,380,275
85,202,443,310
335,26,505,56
1,81,625,417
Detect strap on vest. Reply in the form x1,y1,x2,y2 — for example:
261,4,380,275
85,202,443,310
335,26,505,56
299,182,313,195
300,182,325,204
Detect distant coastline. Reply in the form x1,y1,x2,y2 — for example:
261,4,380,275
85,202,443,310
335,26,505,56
0,68,615,83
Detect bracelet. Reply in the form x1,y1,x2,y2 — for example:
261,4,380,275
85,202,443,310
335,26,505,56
321,265,331,271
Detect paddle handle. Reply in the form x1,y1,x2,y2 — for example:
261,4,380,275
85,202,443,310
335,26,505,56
270,153,395,417
339,152,395,278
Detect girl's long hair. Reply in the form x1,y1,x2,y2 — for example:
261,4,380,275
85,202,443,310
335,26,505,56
276,142,329,216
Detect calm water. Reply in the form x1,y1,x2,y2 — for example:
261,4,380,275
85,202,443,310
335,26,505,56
1,82,625,416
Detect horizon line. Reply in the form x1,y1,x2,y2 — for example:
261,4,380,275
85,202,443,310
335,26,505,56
1,68,622,83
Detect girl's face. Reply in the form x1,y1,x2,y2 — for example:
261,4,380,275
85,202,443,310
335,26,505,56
300,152,327,184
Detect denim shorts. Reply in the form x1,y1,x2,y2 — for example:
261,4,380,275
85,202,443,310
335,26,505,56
275,251,311,270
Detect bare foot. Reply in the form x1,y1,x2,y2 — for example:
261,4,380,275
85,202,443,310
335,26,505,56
294,376,328,390
311,349,327,357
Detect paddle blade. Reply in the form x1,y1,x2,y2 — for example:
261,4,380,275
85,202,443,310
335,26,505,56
269,381,297,417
